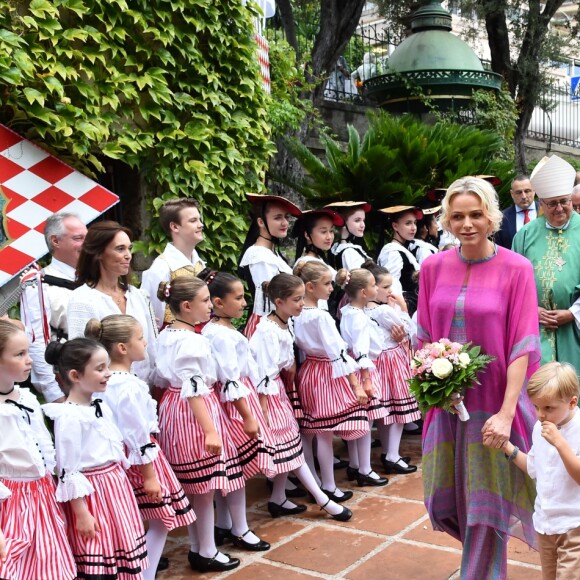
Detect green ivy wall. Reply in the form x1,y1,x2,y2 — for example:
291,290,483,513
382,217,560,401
0,0,275,269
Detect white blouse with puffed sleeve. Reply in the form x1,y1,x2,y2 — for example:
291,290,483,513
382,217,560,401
154,328,217,399
201,323,253,402
364,303,415,349
249,318,295,396
0,388,56,481
42,400,128,502
294,307,357,378
340,305,382,368
100,371,160,465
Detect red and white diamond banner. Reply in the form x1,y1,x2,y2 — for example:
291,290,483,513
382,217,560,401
0,124,119,286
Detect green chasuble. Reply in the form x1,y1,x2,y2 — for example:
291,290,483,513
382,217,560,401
512,212,580,373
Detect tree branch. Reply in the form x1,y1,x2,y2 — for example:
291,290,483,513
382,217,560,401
275,0,299,60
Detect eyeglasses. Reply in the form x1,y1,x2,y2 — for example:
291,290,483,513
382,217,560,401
541,198,572,209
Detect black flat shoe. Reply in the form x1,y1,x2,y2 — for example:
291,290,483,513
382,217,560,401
214,526,232,546
231,529,270,551
192,551,240,573
156,556,169,571
187,551,199,571
346,466,358,481
382,457,418,475
321,488,353,503
320,499,353,522
356,471,388,487
380,454,412,469
333,457,349,470
267,500,307,518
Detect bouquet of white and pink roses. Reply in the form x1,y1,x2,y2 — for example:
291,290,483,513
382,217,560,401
408,339,494,421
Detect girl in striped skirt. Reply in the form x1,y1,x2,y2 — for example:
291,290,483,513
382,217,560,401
250,274,352,521
0,321,76,580
43,338,148,579
85,315,196,580
338,269,390,488
201,270,276,551
154,276,248,573
363,262,421,475
238,194,302,338
293,261,369,503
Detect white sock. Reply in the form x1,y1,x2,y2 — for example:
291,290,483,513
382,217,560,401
143,519,168,580
187,498,199,553
347,439,359,469
293,464,343,516
214,491,232,530
192,491,228,563
317,432,341,495
226,487,260,544
386,423,407,465
270,473,296,508
357,429,373,475
301,433,321,486
377,421,390,455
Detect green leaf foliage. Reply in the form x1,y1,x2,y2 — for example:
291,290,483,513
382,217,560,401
0,0,276,271
284,110,514,209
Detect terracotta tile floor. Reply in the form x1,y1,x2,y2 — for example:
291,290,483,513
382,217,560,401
157,435,542,579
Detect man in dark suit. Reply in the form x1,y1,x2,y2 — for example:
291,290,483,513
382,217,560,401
495,174,539,248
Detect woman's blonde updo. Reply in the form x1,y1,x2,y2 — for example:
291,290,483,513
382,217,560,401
440,177,503,235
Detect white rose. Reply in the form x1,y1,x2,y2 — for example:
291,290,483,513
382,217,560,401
431,358,453,379
458,353,470,369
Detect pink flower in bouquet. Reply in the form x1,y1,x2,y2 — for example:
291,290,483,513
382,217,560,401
449,342,462,354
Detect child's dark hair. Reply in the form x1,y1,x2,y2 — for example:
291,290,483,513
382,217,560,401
262,273,304,303
335,268,373,299
85,315,140,355
198,269,240,300
157,276,207,315
45,338,105,391
362,260,390,283
0,319,24,356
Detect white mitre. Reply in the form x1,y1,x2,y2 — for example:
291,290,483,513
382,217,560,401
530,155,576,199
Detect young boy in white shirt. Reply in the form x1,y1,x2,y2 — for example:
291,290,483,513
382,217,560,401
141,198,205,329
493,362,580,580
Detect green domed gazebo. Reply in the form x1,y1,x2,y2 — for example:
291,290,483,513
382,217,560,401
365,0,502,113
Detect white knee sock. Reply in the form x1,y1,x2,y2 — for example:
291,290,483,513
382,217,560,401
214,491,232,530
143,519,168,580
270,473,290,505
317,432,338,492
192,491,228,563
301,433,321,485
347,439,359,469
357,430,372,474
226,487,260,544
386,423,406,464
293,463,343,516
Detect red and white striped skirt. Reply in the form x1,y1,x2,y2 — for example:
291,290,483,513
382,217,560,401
266,376,306,474
355,366,390,422
126,436,196,531
157,387,245,495
375,346,421,425
243,313,261,338
218,378,277,480
297,357,369,439
62,462,148,579
0,474,76,580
